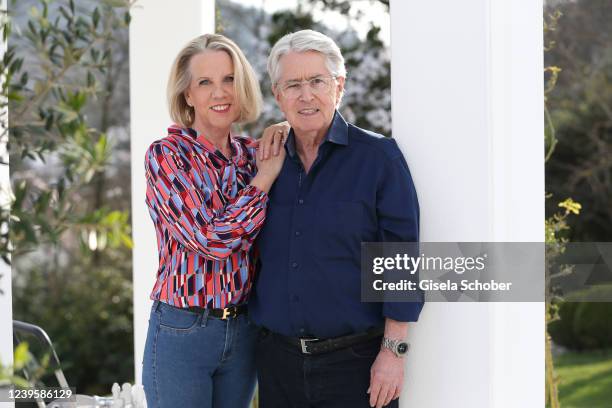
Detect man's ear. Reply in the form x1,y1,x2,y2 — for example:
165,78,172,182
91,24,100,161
272,85,282,105
335,76,346,106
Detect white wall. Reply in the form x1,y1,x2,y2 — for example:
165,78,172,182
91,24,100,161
129,0,216,384
391,0,544,407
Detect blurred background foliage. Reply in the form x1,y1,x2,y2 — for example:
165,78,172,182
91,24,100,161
544,0,612,406
3,0,134,395
544,0,611,242
544,0,612,349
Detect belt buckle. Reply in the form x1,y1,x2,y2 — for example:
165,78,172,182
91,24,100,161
221,307,233,320
300,338,319,354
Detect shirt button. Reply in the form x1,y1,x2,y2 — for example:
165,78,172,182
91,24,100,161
299,328,305,334
292,262,298,268
295,231,301,237
298,199,304,205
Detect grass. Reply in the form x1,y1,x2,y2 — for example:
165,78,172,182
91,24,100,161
554,349,612,408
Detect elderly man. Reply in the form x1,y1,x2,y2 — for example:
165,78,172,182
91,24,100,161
250,29,423,408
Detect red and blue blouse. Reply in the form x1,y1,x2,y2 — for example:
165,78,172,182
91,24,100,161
144,125,268,308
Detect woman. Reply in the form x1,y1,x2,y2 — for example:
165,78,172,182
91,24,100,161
142,34,286,408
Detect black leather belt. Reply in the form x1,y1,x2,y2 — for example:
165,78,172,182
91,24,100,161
184,304,247,320
267,327,384,355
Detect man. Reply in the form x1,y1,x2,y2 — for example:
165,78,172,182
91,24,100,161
250,29,423,408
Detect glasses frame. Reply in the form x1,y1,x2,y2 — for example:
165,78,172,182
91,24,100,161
277,75,338,99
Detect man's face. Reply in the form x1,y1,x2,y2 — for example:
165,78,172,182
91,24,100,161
273,51,345,138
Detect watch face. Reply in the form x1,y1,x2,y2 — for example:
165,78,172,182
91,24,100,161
397,342,409,354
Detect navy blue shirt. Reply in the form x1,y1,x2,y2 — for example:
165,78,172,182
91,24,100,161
250,111,423,338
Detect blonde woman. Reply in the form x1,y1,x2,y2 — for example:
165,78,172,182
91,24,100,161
142,34,286,408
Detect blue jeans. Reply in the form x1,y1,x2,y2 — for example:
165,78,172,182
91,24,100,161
142,301,257,408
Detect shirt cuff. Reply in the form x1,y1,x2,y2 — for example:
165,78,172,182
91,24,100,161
243,184,270,208
383,301,424,322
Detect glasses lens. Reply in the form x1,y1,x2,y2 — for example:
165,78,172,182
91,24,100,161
310,77,328,92
283,83,301,98
282,77,333,98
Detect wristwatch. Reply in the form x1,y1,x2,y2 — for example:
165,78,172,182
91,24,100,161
381,337,410,358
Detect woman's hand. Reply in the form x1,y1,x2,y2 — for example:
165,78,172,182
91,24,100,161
257,121,290,160
250,136,287,193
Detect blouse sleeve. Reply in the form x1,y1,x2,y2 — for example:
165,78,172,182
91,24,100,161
144,140,269,261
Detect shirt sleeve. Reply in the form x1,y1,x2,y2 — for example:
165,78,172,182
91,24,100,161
145,140,269,261
377,152,424,322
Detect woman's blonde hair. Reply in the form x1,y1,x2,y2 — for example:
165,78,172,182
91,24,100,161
167,34,262,128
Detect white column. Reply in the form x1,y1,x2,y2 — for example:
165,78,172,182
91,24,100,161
129,0,216,384
391,0,544,407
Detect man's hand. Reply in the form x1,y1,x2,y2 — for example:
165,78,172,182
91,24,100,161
368,348,404,408
250,137,286,193
257,121,290,160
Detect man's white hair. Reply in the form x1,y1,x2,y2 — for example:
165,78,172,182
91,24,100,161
267,29,346,87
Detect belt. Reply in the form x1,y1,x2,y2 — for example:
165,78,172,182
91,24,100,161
268,327,384,355
184,304,247,320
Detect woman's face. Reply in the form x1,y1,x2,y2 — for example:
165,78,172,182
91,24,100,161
184,50,240,134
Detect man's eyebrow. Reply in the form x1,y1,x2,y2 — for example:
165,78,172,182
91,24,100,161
307,74,326,80
284,74,326,83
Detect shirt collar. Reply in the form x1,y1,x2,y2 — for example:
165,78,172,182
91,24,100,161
168,125,244,165
286,110,349,158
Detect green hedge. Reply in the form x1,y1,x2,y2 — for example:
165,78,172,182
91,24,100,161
549,302,612,350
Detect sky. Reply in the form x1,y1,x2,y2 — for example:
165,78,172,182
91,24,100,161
232,0,391,45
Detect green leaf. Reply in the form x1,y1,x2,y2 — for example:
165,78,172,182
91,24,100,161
44,113,54,131
120,233,133,249
59,6,71,23
29,6,39,19
7,91,24,102
63,49,74,66
103,0,128,8
10,377,31,388
92,7,100,30
13,343,30,371
12,57,23,73
19,72,28,86
33,80,46,95
95,134,108,159
12,181,27,207
27,20,37,36
86,71,95,88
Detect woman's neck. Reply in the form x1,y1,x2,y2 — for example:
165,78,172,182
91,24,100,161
192,123,232,156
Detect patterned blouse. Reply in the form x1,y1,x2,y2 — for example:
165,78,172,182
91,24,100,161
144,125,269,308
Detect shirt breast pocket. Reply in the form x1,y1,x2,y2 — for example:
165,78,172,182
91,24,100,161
313,201,367,262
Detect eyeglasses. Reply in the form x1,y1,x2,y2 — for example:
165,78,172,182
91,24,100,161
278,76,337,99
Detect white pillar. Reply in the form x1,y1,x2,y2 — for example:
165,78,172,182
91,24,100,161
129,0,216,384
391,0,544,407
